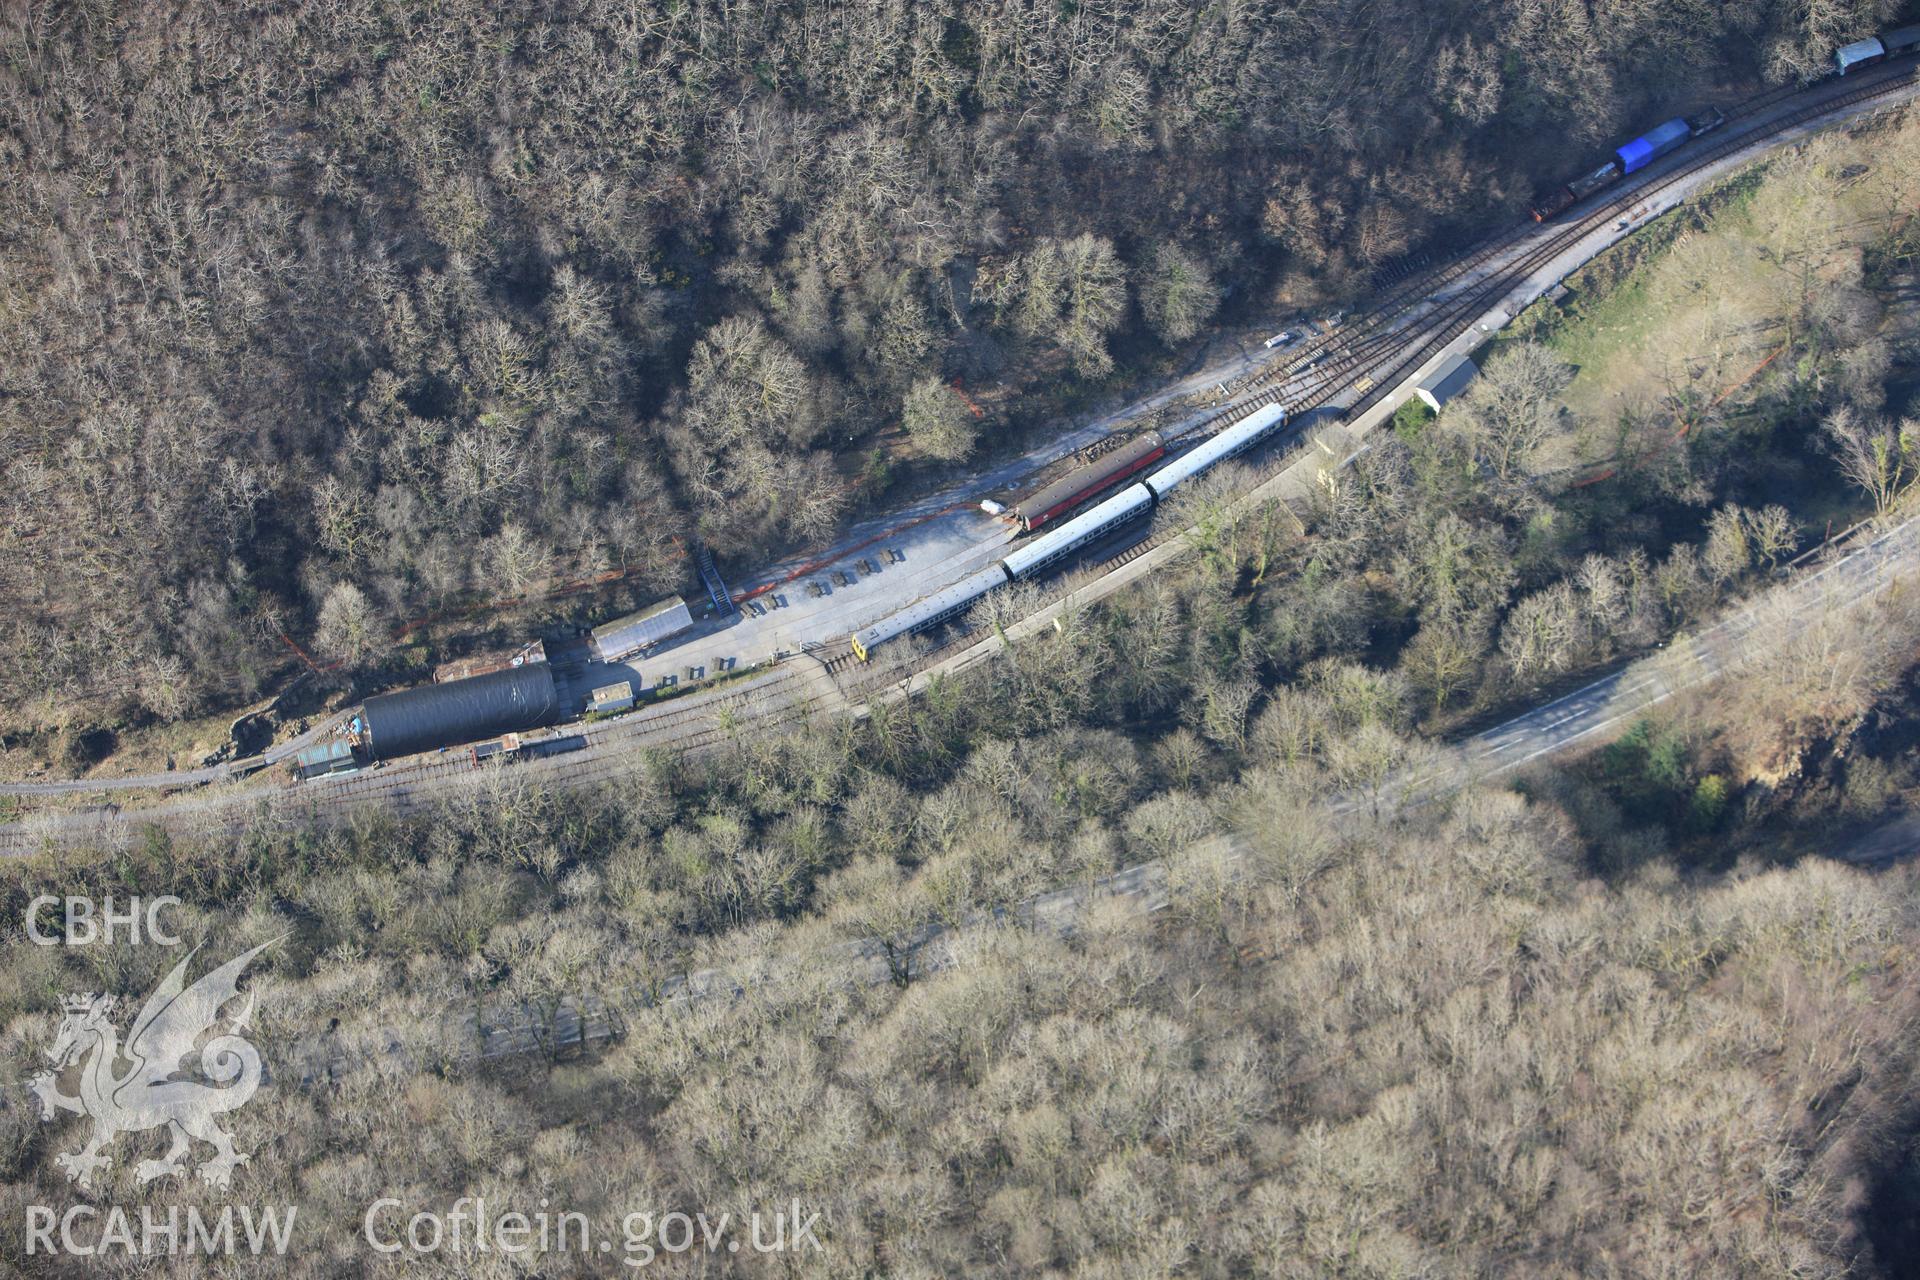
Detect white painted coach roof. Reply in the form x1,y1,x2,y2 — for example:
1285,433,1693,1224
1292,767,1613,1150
1003,483,1153,579
855,563,1009,649
1140,403,1287,496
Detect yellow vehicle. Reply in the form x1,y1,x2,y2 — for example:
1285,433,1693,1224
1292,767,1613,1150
851,563,1012,661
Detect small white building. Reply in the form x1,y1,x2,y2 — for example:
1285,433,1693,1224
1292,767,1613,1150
590,681,635,714
1415,353,1479,412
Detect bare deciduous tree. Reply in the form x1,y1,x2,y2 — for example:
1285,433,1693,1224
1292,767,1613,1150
1139,243,1220,346
1822,407,1920,517
902,377,977,461
313,581,382,665
1450,342,1575,482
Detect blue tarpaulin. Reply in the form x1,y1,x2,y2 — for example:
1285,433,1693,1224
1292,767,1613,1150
1616,118,1690,174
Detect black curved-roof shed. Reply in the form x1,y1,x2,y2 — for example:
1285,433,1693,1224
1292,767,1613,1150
361,664,561,760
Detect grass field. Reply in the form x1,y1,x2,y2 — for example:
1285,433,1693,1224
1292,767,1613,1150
1499,104,1920,481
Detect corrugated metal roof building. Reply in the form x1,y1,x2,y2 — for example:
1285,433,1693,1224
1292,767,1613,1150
591,596,693,662
361,664,561,760
1415,354,1479,411
292,739,359,780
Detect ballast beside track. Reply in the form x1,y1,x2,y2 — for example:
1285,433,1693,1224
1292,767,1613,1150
829,61,1920,696
4,64,1916,851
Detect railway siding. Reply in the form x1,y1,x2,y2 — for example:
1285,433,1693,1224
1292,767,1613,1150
4,68,1918,852
861,66,1920,696
269,508,1920,1083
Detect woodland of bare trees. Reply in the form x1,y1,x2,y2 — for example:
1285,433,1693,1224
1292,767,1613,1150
10,2,1920,1271
1,0,1906,738
7,258,1920,1267
5,548,1920,1275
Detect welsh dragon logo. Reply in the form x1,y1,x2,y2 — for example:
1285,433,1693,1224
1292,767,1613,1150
28,939,279,1192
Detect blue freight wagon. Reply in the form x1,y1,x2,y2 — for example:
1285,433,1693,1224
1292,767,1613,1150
1615,118,1690,174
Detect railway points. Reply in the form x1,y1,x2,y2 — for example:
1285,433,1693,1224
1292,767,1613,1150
6,55,1920,847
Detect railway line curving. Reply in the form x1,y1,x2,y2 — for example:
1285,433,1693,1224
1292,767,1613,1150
4,64,1918,853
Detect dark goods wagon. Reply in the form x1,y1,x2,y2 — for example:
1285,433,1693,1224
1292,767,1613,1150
361,664,561,760
1533,160,1621,221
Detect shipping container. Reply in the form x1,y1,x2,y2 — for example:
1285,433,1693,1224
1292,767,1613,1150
1686,107,1726,136
1835,36,1887,73
1615,118,1690,174
1884,25,1920,56
1567,160,1623,201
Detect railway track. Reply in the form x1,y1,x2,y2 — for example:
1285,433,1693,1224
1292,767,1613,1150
1305,73,1905,427
5,66,1914,851
1228,77,1812,414
832,64,1920,695
291,512,1920,1084
1183,64,1911,457
255,47,1920,788
290,667,818,822
4,667,829,846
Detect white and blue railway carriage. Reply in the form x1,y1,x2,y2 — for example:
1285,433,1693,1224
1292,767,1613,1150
850,563,1010,660
1141,404,1288,497
1003,483,1154,581
850,402,1290,659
